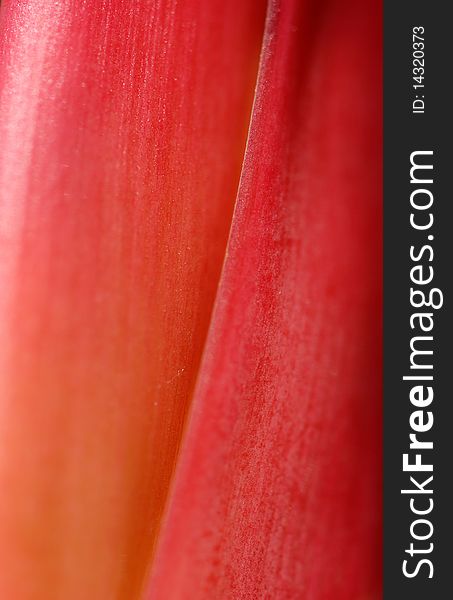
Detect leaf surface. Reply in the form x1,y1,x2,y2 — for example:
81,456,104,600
0,1,264,597
148,0,382,597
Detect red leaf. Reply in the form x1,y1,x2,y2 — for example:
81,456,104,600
148,0,382,597
0,1,264,597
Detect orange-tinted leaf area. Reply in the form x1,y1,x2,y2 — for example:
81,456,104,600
0,1,265,598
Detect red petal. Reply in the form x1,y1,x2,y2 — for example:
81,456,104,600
148,0,382,597
0,1,264,597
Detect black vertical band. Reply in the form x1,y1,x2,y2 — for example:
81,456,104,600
384,1,452,597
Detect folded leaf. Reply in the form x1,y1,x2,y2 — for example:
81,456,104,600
148,0,382,597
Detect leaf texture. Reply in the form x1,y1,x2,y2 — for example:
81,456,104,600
0,1,264,598
148,0,382,597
